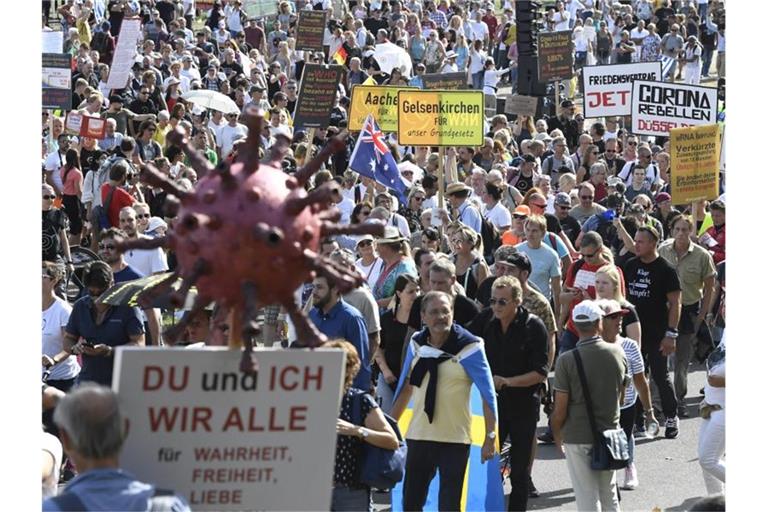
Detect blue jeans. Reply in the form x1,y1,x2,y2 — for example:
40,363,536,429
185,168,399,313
702,47,714,75
698,3,709,21
472,70,484,90
331,487,371,512
376,373,395,415
558,329,579,355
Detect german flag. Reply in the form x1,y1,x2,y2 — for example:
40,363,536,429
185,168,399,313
332,46,348,66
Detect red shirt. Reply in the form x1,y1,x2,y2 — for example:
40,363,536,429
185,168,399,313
564,260,625,335
101,184,135,228
483,15,498,42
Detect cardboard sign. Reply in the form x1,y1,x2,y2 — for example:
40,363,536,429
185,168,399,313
113,347,346,511
293,64,344,130
106,18,142,89
631,80,718,137
65,113,108,139
42,53,72,110
581,62,662,118
421,72,468,90
505,94,539,117
295,11,327,52
397,90,484,146
669,124,721,204
42,30,63,53
537,30,573,82
349,85,413,132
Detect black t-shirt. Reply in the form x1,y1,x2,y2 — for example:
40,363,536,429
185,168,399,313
622,256,681,345
155,0,176,27
408,294,480,330
79,147,104,177
619,300,640,338
514,173,534,194
364,17,389,35
379,310,410,384
43,209,68,261
558,214,581,244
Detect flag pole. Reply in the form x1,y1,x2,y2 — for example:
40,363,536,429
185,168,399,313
438,146,445,210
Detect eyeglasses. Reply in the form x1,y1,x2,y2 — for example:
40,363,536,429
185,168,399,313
42,195,55,200
580,195,594,200
556,204,571,209
580,250,599,259
605,149,616,153
358,240,372,247
98,243,116,250
627,141,637,146
413,196,425,202
136,213,151,219
531,202,546,209
591,152,600,155
489,298,510,306
140,91,149,95
513,214,528,220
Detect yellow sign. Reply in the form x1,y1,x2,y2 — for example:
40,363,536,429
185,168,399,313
670,124,721,204
397,90,485,146
349,85,413,132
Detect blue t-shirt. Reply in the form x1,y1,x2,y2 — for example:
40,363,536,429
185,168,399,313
113,265,143,283
309,300,371,389
66,296,144,386
515,242,562,300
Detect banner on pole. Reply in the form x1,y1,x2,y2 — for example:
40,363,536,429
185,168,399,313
397,90,484,146
293,64,344,130
669,124,721,204
421,72,468,90
106,18,142,89
581,62,662,118
538,30,573,82
630,80,718,137
294,11,327,52
349,85,413,132
113,347,346,511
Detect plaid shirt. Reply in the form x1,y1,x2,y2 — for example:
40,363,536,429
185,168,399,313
429,10,448,29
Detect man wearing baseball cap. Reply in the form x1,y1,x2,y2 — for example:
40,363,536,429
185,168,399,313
551,300,630,511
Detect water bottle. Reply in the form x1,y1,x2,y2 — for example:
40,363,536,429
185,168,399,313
645,416,660,438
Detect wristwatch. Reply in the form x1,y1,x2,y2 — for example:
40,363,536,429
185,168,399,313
358,427,369,439
486,431,497,440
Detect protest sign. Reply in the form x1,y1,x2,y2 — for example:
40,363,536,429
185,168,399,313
631,80,718,137
42,30,63,53
669,124,721,204
349,85,413,132
66,112,108,139
422,72,468,90
581,62,661,118
42,53,72,110
114,347,345,511
243,0,278,18
538,30,573,82
505,94,539,117
293,64,344,130
106,17,142,89
295,11,327,52
397,90,484,146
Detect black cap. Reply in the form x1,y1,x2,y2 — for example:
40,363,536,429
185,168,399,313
503,252,532,273
560,99,574,108
605,192,624,208
109,94,124,104
522,154,536,163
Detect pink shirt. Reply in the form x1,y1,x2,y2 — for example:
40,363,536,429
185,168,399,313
60,167,83,196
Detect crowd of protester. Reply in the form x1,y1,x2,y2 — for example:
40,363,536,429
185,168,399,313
41,0,726,510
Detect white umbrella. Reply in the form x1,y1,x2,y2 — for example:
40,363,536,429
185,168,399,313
374,42,413,78
182,89,240,114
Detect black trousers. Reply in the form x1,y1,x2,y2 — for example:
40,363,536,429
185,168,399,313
499,399,539,512
642,337,678,419
402,440,470,512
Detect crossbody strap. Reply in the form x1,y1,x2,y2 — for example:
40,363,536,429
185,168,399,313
573,348,602,444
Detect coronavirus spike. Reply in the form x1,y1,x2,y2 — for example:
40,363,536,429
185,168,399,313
114,234,174,253
320,220,387,238
239,281,261,374
284,300,327,348
238,106,264,173
317,207,342,223
284,183,342,215
216,162,238,189
169,258,211,308
139,163,194,202
135,270,180,309
252,223,285,246
163,294,212,345
166,126,215,178
293,135,346,187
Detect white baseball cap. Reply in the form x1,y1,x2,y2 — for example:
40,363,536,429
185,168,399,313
572,301,605,323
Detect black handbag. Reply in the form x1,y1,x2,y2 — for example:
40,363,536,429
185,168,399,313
573,349,630,471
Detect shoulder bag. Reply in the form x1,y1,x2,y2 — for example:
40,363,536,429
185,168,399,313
350,390,407,490
573,348,630,471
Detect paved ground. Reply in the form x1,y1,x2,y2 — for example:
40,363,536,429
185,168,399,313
375,364,711,511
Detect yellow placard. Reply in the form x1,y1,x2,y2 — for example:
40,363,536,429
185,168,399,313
397,90,485,146
348,85,413,132
670,124,721,204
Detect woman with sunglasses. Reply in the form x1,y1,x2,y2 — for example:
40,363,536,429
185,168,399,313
41,262,80,392
400,187,426,234
42,184,74,279
355,235,384,290
374,274,420,413
452,225,490,302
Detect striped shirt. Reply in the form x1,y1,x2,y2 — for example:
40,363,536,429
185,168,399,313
428,10,448,29
619,336,644,409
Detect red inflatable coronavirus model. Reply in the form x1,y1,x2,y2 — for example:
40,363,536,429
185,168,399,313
117,108,384,371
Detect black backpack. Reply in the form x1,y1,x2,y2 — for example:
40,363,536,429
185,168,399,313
480,216,501,263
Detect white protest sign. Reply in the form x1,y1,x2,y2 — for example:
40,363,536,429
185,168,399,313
113,347,346,511
631,80,718,137
581,62,661,118
42,30,64,53
106,18,142,89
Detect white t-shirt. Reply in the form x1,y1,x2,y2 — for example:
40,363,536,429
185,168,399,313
468,21,489,42
356,257,385,290
44,150,66,193
42,298,80,381
217,123,249,158
618,160,662,187
630,28,649,42
335,196,355,225
124,234,169,277
484,201,512,230
553,11,570,32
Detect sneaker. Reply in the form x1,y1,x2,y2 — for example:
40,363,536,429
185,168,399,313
623,463,639,490
528,476,540,498
678,406,690,418
537,430,555,444
665,416,680,439
633,424,648,439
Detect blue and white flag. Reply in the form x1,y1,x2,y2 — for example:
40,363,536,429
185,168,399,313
660,55,676,80
349,114,409,203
